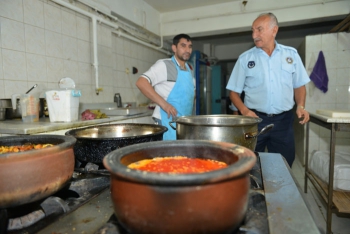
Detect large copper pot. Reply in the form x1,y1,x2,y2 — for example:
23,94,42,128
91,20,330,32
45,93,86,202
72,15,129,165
103,140,256,234
0,135,76,208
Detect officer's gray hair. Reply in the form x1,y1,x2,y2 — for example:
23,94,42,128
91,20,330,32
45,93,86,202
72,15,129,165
257,12,278,28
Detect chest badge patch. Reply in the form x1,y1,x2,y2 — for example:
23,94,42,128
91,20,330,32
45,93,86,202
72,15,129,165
247,61,255,68
286,57,293,64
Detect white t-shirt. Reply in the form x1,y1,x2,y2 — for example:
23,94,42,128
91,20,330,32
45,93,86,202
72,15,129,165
140,57,195,119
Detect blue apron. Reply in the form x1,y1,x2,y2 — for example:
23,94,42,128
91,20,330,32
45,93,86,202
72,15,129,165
160,57,195,140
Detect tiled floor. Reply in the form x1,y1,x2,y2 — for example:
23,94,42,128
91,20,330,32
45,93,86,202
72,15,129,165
291,157,350,234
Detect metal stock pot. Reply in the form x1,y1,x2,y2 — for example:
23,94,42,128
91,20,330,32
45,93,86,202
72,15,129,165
65,123,168,164
169,115,273,151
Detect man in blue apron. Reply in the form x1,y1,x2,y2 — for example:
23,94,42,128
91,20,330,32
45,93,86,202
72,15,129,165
136,34,195,140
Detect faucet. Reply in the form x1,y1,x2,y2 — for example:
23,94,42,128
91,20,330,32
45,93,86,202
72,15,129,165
114,93,122,107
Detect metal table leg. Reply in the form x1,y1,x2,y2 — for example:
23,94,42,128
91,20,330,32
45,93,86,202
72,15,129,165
326,124,336,234
304,121,310,193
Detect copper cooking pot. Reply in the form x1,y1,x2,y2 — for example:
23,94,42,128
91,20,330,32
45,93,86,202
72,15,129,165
103,140,256,234
0,135,76,208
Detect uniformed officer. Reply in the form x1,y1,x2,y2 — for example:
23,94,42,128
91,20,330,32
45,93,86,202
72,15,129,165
226,12,310,167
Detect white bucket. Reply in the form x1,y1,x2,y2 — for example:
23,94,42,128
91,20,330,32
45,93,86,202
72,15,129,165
45,90,81,122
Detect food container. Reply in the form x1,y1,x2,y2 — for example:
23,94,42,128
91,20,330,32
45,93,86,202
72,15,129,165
103,140,257,234
4,98,45,119
169,115,273,151
0,135,76,208
11,93,40,122
65,123,168,164
45,89,81,122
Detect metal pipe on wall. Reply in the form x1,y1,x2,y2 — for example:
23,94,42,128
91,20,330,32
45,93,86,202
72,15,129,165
92,16,100,95
112,30,171,55
50,0,171,95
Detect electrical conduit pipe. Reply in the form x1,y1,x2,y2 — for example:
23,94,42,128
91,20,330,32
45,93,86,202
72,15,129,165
50,0,171,95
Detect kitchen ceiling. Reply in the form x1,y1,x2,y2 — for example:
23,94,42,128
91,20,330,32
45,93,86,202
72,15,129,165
143,0,238,13
142,0,348,61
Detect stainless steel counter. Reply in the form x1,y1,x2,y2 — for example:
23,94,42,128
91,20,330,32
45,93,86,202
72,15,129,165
310,112,350,123
0,111,153,135
38,153,320,234
261,153,320,234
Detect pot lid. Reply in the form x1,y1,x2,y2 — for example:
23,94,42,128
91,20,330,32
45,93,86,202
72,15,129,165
58,77,76,89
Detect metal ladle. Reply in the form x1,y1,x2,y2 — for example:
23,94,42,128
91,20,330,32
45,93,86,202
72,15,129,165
26,84,38,94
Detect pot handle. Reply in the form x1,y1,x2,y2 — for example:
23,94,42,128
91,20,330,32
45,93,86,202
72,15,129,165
169,120,176,130
244,124,274,139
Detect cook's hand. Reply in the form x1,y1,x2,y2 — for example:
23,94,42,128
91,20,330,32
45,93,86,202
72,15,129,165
241,109,259,118
162,103,177,119
297,108,309,124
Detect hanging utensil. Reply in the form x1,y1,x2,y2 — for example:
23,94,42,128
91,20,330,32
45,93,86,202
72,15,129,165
26,84,38,94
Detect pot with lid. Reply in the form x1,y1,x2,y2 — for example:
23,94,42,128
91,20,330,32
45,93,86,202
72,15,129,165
169,115,273,151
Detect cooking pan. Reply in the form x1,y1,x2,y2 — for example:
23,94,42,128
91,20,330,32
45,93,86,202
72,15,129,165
0,135,76,208
169,115,273,151
65,123,167,164
103,140,257,234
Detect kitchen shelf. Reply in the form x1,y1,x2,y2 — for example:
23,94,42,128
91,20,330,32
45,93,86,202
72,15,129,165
306,171,350,213
304,113,350,234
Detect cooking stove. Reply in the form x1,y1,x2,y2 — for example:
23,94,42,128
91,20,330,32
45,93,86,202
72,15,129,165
1,153,319,234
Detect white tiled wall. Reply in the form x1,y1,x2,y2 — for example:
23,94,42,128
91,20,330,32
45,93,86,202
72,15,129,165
295,32,350,164
0,0,167,105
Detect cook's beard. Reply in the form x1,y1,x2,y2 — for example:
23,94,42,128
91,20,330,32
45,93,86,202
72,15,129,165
178,54,190,62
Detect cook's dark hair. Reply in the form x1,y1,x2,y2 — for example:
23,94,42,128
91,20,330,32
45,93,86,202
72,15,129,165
173,34,192,46
258,12,278,27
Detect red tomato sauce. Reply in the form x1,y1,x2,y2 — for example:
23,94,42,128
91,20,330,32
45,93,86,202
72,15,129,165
128,156,227,174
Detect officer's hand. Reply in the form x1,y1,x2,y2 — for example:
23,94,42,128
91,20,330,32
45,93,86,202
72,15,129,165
242,109,259,118
297,108,309,124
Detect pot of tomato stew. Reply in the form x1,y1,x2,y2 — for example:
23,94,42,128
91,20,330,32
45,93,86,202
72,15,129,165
0,135,76,208
103,140,256,234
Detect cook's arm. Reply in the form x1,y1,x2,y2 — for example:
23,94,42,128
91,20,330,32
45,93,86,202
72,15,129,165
294,85,309,124
229,91,258,117
136,77,176,118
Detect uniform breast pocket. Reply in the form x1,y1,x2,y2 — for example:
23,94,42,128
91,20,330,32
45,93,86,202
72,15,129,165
281,64,295,87
245,70,262,89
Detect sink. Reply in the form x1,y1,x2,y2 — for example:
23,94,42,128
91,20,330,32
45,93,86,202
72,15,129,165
79,102,119,111
102,107,149,116
79,103,149,116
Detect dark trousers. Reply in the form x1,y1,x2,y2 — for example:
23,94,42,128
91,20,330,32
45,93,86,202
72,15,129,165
254,110,295,167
